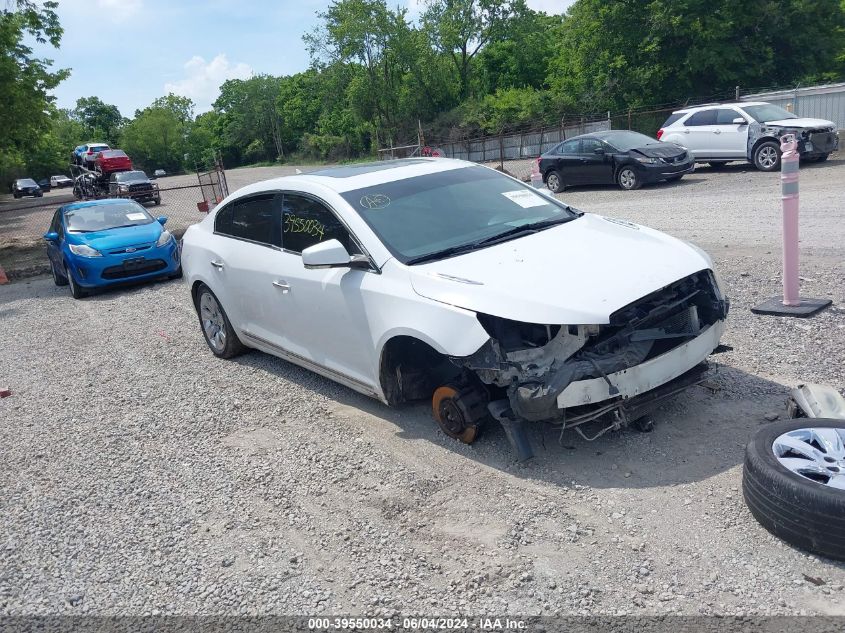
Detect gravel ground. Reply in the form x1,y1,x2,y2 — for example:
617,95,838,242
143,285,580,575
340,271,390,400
1,158,845,618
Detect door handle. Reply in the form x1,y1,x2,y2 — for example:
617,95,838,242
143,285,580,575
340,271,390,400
210,260,224,269
684,129,690,134
272,280,291,293
714,129,721,135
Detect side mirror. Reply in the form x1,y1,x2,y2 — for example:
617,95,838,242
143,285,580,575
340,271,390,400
302,239,368,270
157,216,167,225
594,147,605,155
44,231,59,242
732,117,747,125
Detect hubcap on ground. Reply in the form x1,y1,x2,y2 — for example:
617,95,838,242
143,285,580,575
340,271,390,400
772,427,845,489
620,169,635,189
759,146,778,169
200,292,227,352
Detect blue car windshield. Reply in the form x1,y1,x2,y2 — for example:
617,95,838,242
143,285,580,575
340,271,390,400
65,202,153,233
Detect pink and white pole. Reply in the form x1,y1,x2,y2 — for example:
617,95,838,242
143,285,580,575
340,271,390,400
751,134,832,317
780,134,800,306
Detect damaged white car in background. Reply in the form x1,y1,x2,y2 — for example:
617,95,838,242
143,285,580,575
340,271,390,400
181,158,729,459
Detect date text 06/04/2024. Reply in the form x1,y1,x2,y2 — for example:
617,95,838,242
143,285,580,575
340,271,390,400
307,617,528,631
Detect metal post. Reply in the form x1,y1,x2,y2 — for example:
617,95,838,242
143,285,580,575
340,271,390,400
735,85,740,101
780,135,800,306
751,133,832,317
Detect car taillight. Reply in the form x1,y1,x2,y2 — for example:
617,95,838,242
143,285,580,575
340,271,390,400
656,129,664,140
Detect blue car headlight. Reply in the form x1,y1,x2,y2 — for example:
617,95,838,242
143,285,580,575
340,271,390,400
69,243,102,257
156,230,173,247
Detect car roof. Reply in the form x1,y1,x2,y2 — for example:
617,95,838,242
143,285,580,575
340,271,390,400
671,101,769,115
60,198,139,213
229,158,474,197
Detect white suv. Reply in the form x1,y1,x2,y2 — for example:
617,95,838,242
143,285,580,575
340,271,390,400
658,102,839,171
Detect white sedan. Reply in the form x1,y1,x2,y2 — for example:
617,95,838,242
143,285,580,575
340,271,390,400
181,158,729,458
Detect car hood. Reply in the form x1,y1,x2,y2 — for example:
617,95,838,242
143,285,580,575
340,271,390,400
69,222,162,251
634,143,686,158
407,213,711,324
764,117,836,129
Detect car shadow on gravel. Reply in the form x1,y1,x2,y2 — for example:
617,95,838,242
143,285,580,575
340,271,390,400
231,348,790,491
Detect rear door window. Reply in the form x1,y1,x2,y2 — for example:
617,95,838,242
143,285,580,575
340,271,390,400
684,110,717,126
558,139,581,154
580,138,604,153
215,194,280,247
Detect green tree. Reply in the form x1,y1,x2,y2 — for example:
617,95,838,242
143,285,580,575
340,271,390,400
548,0,845,112
0,0,67,185
422,0,515,100
74,96,124,144
477,1,559,93
122,95,195,173
214,75,285,163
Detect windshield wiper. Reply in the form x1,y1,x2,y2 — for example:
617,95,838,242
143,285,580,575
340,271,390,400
67,229,95,233
406,242,490,265
475,214,580,246
405,214,581,265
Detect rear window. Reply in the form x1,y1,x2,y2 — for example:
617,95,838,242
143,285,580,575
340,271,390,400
661,113,685,127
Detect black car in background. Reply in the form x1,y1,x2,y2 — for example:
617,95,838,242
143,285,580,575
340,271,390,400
538,130,695,192
12,178,43,198
108,170,161,205
37,178,51,193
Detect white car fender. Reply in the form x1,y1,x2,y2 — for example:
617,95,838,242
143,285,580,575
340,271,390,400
370,261,490,362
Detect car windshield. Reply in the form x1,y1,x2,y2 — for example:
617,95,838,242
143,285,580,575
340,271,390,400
90,145,109,153
600,131,660,151
740,104,797,123
65,202,153,233
116,171,147,181
17,179,37,187
341,165,579,264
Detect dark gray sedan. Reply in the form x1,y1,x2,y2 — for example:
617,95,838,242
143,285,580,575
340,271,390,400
538,130,694,192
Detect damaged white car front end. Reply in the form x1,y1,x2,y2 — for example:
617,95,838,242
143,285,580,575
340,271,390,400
407,211,729,457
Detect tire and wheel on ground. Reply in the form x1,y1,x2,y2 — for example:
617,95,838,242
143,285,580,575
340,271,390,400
743,419,845,561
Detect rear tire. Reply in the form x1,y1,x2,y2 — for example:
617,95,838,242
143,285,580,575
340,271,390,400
753,141,781,171
545,170,565,193
742,419,845,561
196,285,245,359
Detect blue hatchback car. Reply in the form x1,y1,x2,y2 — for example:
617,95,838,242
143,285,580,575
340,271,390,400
44,198,181,298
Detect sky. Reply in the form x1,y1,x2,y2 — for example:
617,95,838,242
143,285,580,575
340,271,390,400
34,0,576,118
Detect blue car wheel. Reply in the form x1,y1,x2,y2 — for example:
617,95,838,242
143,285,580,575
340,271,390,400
65,264,87,299
51,261,68,287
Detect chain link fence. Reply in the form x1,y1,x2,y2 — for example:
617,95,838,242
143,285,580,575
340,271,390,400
0,173,226,278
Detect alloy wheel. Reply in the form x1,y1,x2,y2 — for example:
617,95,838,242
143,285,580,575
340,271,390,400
772,426,845,489
758,146,778,170
619,168,636,190
199,292,227,353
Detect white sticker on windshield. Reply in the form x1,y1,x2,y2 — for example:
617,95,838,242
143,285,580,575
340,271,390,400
126,213,146,221
501,190,547,209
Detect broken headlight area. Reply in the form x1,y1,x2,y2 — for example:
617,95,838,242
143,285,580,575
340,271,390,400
455,270,729,422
